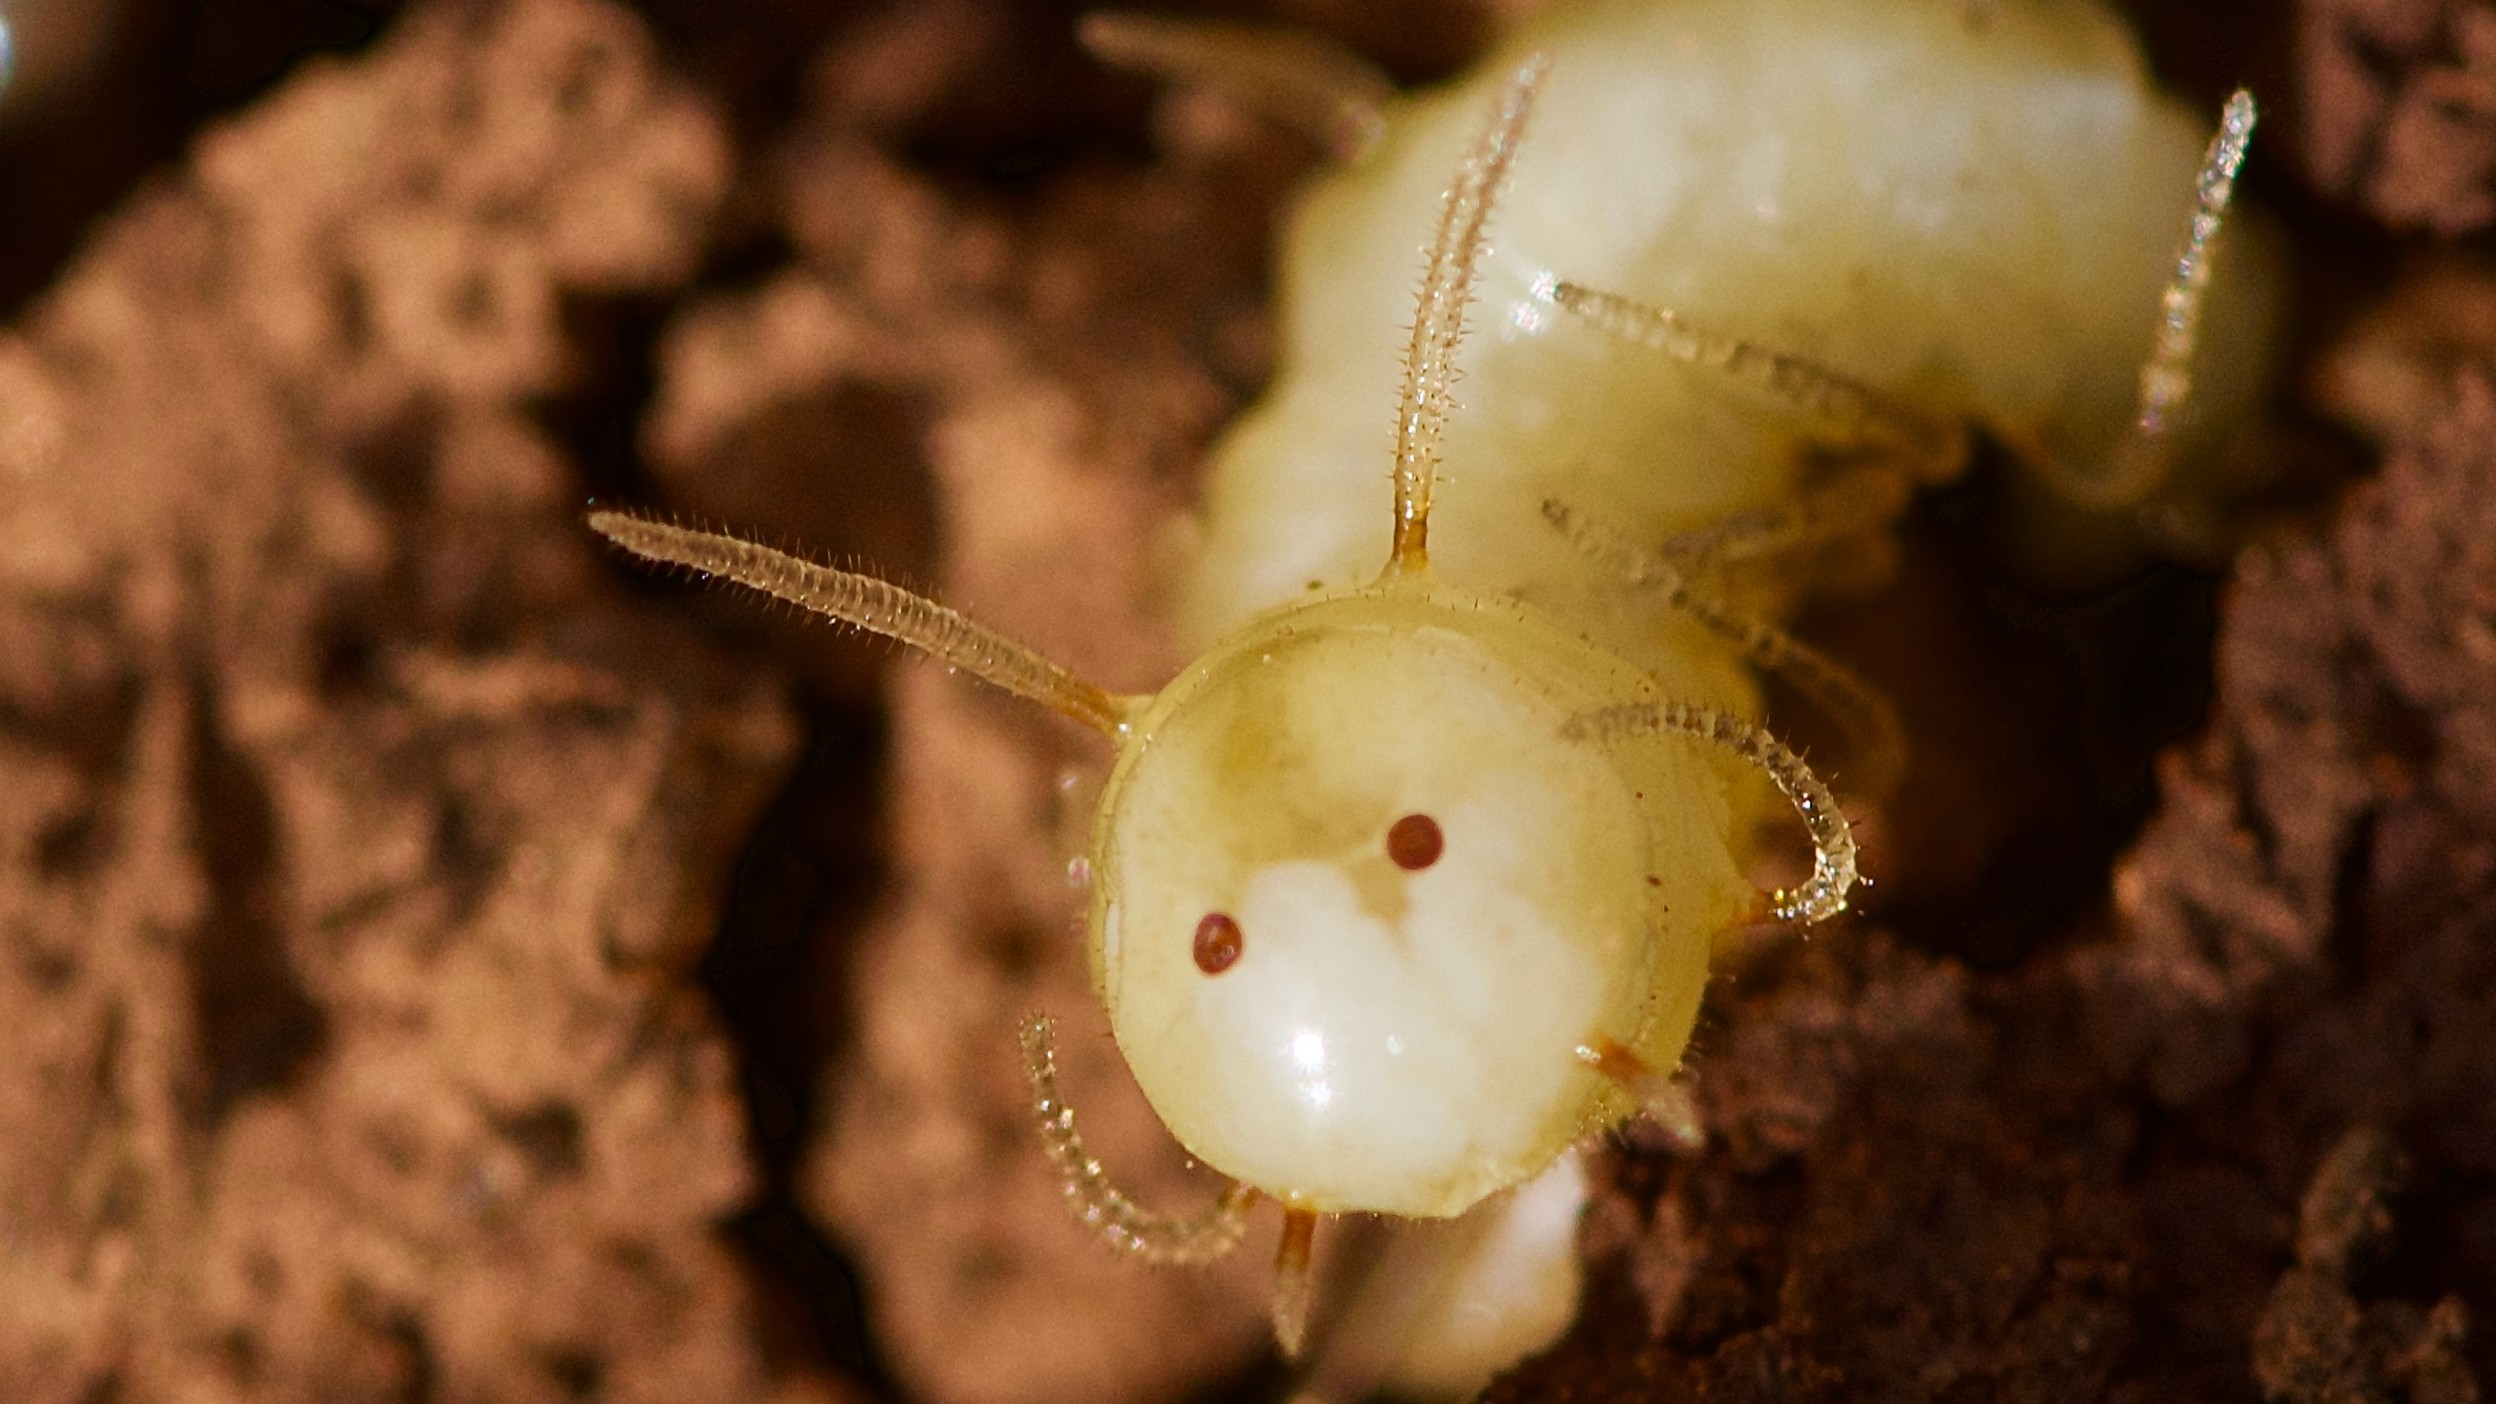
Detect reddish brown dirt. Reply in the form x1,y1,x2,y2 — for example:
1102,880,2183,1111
2295,0,2496,233
0,3,826,1400
0,1,2486,1403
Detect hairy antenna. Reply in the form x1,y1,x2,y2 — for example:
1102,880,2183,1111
1388,54,1548,573
1564,700,1858,925
587,509,1133,736
1549,281,1964,479
2065,88,2257,508
1020,1016,1258,1265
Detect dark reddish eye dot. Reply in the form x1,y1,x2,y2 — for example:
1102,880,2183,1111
1193,912,1244,975
1386,813,1444,871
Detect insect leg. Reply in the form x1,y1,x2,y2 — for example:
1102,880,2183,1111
1274,1207,1321,1359
1019,1015,1258,1264
1564,701,1859,926
1575,1036,1705,1151
2032,89,2258,510
1544,498,1905,799
1550,279,1968,486
587,510,1140,736
1078,12,1393,162
1648,463,1913,574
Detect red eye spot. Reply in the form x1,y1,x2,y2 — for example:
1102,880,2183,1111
1194,912,1243,975
1386,813,1444,871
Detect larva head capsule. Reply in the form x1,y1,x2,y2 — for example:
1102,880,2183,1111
1089,578,1740,1216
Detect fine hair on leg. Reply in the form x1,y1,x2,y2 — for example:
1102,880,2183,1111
1020,1015,1257,1265
1550,280,1966,484
1544,498,1905,799
1564,701,1858,925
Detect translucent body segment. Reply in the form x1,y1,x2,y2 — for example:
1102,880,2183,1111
1019,1015,1257,1265
587,510,1132,735
1183,0,2282,645
1390,56,1546,572
1077,12,1393,161
1548,92,2260,517
1563,699,1857,925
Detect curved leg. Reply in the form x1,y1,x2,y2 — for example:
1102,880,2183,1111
1078,12,1393,162
1564,701,1858,926
1019,1015,1256,1264
1545,498,1905,800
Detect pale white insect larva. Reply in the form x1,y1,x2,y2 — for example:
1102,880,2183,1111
1105,0,2272,1387
591,0,2277,1393
1094,0,2273,1389
592,55,1866,1358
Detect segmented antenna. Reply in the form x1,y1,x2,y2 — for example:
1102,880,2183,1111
2068,88,2258,508
1388,55,1548,573
586,509,1133,736
1564,700,1858,925
1020,1016,1257,1265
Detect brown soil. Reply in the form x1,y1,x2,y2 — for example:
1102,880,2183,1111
0,1,2485,1402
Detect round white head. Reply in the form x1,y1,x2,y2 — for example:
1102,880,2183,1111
1089,584,1727,1217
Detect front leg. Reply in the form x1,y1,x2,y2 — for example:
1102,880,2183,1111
1544,497,1905,801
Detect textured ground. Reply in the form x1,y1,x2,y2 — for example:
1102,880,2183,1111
0,0,2487,1401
